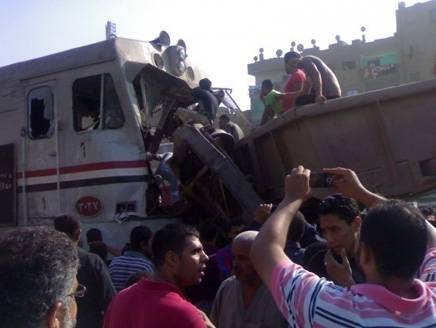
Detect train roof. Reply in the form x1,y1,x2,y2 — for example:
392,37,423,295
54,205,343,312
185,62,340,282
0,37,162,85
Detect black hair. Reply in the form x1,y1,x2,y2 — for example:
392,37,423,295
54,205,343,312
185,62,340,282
219,114,230,122
54,215,80,240
300,197,321,225
130,225,153,252
89,242,108,261
284,51,301,63
319,194,360,224
360,200,427,280
261,79,273,90
86,228,103,243
152,223,199,268
199,78,212,90
0,227,78,328
288,211,306,242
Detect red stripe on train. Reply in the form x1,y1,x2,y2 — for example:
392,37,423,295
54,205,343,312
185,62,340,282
16,160,146,179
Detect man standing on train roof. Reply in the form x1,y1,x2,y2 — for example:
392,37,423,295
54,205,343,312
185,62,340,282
284,51,341,105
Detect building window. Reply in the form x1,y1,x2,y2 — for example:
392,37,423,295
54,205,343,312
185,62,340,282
342,61,356,70
361,52,399,80
72,73,124,132
28,86,54,139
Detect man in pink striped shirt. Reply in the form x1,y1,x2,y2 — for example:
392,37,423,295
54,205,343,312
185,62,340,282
251,166,436,327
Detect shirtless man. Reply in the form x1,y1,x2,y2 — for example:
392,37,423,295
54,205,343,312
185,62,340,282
284,51,341,105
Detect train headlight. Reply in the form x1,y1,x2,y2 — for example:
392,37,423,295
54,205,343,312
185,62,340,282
162,45,188,76
177,61,186,74
153,53,164,69
177,48,186,61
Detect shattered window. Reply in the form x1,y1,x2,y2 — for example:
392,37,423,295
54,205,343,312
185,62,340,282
73,73,124,132
28,86,54,139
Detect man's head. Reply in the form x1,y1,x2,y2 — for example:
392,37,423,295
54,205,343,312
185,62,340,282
232,230,261,286
0,227,79,328
218,114,231,129
89,242,108,261
261,79,274,97
359,200,427,282
199,78,212,91
130,225,153,257
54,215,81,243
319,194,361,256
152,223,208,288
86,228,103,244
284,51,302,74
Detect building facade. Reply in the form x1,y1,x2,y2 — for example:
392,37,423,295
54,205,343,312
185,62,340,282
247,0,436,122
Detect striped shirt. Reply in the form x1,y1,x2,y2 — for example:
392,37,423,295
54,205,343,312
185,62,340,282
109,251,154,291
271,248,436,327
419,248,436,282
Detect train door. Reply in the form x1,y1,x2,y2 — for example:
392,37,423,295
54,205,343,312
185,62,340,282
23,80,60,219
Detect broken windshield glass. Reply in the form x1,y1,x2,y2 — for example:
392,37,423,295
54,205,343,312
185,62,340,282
72,73,124,132
133,64,194,130
28,86,54,139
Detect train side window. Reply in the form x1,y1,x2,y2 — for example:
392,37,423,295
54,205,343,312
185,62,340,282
27,86,54,139
73,73,124,132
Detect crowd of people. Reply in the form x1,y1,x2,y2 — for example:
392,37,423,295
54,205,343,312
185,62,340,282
260,51,342,125
2,164,436,327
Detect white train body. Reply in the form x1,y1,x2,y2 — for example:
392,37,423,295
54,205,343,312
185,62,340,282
0,36,203,246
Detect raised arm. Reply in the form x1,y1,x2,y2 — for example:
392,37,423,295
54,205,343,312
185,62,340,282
250,166,310,288
323,167,386,208
324,167,436,248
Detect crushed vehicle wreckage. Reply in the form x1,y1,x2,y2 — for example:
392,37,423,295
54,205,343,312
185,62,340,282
1,30,436,247
138,64,261,228
0,31,259,246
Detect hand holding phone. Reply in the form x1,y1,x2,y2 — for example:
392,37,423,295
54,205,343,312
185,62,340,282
309,172,333,188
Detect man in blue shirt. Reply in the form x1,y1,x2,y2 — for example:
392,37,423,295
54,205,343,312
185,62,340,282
109,225,155,291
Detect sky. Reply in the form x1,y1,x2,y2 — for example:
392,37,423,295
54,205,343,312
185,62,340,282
0,0,424,110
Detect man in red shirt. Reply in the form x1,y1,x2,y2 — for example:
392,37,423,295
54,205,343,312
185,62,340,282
282,68,307,111
284,51,341,105
103,223,212,328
